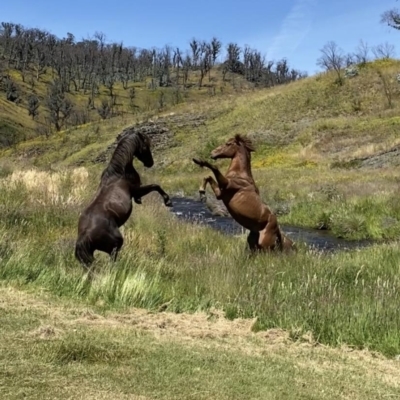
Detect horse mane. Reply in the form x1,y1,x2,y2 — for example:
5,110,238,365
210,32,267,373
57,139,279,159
101,131,151,181
234,134,256,152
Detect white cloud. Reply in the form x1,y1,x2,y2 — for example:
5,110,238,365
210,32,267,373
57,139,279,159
267,0,318,60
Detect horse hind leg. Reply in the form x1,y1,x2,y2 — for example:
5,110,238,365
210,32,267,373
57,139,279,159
259,214,281,252
108,228,124,263
246,231,261,254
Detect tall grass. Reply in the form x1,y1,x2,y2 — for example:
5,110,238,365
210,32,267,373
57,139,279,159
2,168,400,357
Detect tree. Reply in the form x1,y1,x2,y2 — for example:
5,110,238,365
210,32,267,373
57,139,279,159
316,41,345,84
198,41,212,88
354,40,370,65
381,7,400,30
210,37,222,65
28,94,39,119
3,77,19,102
372,42,396,59
225,42,243,73
189,39,200,68
97,98,111,119
45,80,74,131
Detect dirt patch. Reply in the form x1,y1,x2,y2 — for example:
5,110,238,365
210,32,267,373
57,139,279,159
29,325,63,340
332,145,400,170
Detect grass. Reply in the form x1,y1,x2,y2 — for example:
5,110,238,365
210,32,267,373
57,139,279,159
2,288,399,399
2,167,400,360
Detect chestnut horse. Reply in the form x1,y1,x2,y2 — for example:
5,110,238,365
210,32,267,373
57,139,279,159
193,134,294,252
75,131,172,269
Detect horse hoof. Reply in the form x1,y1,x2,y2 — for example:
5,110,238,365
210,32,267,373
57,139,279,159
165,199,173,207
192,158,204,167
199,190,206,202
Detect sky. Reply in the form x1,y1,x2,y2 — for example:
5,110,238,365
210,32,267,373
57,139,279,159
1,0,398,75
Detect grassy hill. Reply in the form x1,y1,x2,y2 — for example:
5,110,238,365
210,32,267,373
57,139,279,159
2,58,400,398
0,63,255,146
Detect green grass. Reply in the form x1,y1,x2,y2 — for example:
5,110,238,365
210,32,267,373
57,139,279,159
2,168,400,358
2,288,399,399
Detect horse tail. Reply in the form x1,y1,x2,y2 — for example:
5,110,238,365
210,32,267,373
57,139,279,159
74,236,94,267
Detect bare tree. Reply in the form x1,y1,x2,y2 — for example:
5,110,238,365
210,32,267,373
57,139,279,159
377,70,395,108
354,40,370,65
28,94,39,119
173,47,182,84
45,80,74,131
198,41,212,88
372,42,396,59
316,41,346,84
189,39,200,68
210,37,222,65
97,98,111,119
182,53,191,88
225,43,242,73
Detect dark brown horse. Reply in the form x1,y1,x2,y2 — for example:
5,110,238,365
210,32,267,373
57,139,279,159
75,131,172,269
193,134,294,252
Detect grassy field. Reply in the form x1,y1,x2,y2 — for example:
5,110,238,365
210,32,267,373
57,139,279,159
3,286,400,399
2,59,400,397
1,167,400,398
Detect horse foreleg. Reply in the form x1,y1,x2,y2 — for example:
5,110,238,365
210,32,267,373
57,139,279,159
193,159,230,189
199,176,222,202
132,184,173,207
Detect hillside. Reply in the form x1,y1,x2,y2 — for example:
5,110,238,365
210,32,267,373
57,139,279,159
3,57,400,240
4,58,400,163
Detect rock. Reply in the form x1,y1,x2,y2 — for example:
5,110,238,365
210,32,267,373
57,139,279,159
92,113,206,165
333,145,400,170
93,120,172,164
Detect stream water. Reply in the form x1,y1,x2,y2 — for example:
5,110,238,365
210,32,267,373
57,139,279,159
169,197,372,252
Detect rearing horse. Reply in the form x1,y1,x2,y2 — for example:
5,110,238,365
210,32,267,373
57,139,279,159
193,134,294,252
75,131,172,269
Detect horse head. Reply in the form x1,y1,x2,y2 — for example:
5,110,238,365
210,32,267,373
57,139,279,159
134,132,154,168
210,134,255,160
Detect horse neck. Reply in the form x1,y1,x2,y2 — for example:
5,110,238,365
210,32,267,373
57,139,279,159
106,139,136,176
227,148,253,178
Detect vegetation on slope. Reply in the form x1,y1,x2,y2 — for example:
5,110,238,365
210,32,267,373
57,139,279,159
4,55,400,240
0,21,308,147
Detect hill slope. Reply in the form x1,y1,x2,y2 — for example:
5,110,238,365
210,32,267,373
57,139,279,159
3,58,400,240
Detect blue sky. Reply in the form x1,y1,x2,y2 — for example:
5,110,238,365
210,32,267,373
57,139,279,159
1,0,397,74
